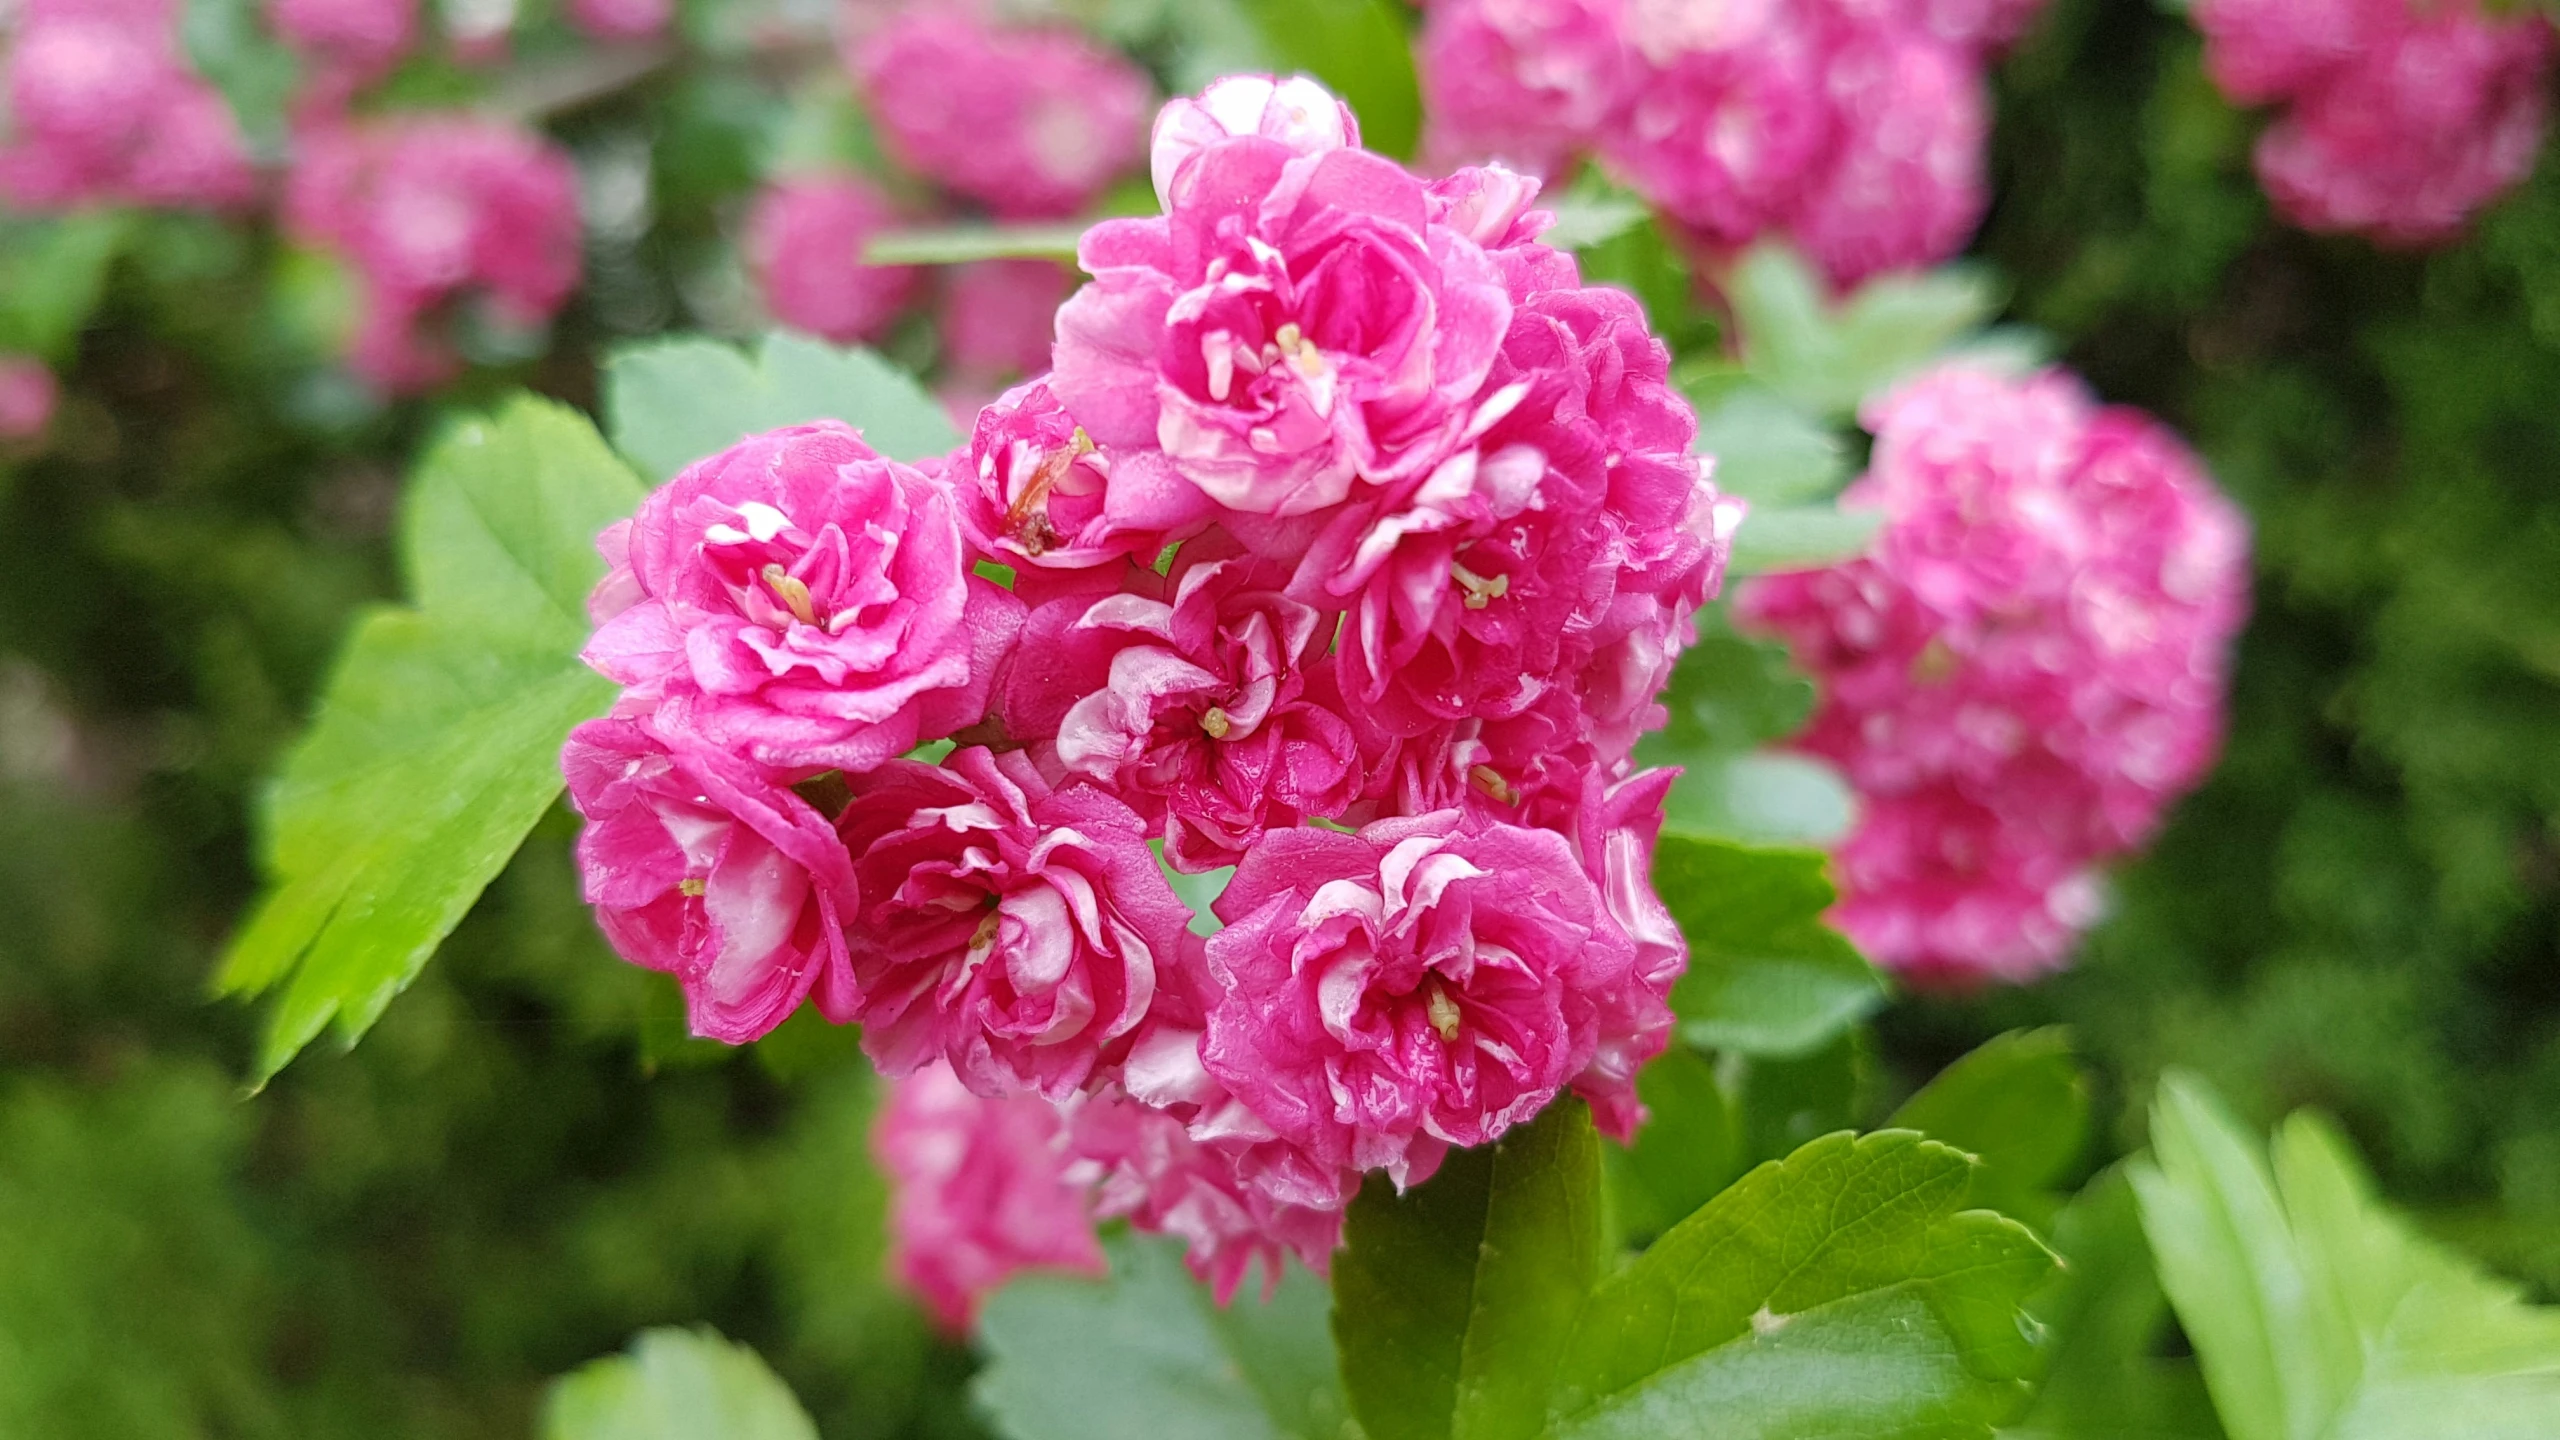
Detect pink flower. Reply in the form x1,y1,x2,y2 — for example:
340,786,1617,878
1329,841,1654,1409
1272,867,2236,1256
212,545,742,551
956,380,1211,590
1064,1085,1343,1301
1149,73,1362,208
857,10,1151,219
0,355,59,441
1739,364,2251,982
1198,811,1635,1190
1052,123,1518,517
746,174,920,346
283,114,582,390
583,422,1024,774
565,0,672,41
1599,3,1835,248
1047,544,1365,869
2191,0,2390,105
875,1059,1105,1332
1418,0,1634,176
270,0,418,79
0,0,256,211
835,746,1200,1099
1784,26,1988,288
940,258,1073,397
563,715,862,1043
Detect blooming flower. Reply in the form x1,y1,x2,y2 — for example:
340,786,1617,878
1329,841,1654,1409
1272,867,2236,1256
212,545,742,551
746,174,921,346
1418,0,1633,177
857,9,1150,219
1148,73,1361,208
1783,24,1989,289
955,380,1211,590
582,422,1023,774
0,0,256,211
1198,811,1637,1191
875,1059,1105,1331
562,715,862,1043
835,746,1199,1099
1739,364,2251,982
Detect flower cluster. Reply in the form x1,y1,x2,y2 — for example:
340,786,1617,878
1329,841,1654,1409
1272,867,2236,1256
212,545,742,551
283,115,583,392
1739,364,2250,984
2191,0,2552,245
0,0,256,211
1416,0,2045,287
568,76,1734,1310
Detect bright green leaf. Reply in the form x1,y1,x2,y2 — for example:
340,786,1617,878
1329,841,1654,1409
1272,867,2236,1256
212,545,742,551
182,0,300,159
0,213,126,361
2003,1169,2225,1440
1891,1029,2090,1227
1334,1098,1604,1440
604,332,963,481
1549,1130,2055,1440
975,1230,1350,1440
1693,389,1853,506
2131,1074,2560,1440
1727,243,2001,419
1237,0,1423,160
1659,752,1855,848
1727,504,1884,577
1542,197,1650,254
866,222,1090,266
1654,835,1885,1058
542,1327,819,1440
217,398,644,1083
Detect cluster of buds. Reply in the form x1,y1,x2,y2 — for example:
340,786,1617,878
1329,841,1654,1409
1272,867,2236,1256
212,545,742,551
566,76,1736,1315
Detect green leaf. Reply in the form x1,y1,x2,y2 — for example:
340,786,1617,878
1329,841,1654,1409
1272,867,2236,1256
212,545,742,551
1727,504,1884,577
1890,1029,2090,1228
217,398,643,1083
0,214,127,361
604,332,963,482
1541,197,1650,254
975,1229,1350,1440
1726,244,2000,419
1237,0,1423,161
1333,1098,1604,1440
1655,835,1886,1058
1549,1130,2056,1439
1692,389,1852,506
2003,1169,2225,1440
1610,1045,1745,1244
542,1327,819,1440
1659,752,1855,849
181,0,300,160
866,222,1091,266
2131,1074,2560,1440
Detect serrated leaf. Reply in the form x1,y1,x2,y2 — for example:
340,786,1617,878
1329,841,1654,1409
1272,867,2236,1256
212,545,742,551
1548,1130,2056,1440
604,332,963,482
2131,1074,2560,1440
1727,243,2001,419
1692,388,1852,506
1334,1098,1604,1440
1236,0,1423,161
542,1327,819,1440
1727,504,1884,577
975,1230,1350,1440
1891,1029,2090,1228
217,398,643,1083
2003,1168,2225,1440
1654,835,1886,1058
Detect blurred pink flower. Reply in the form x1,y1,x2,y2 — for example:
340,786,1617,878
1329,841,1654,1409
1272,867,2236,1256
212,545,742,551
857,9,1150,219
562,715,862,1043
939,258,1071,395
269,0,419,79
1740,364,2252,982
565,0,673,42
582,421,1023,774
875,1059,1104,1331
1785,25,1989,288
835,746,1200,1099
1418,0,1633,176
0,355,59,441
0,0,257,211
746,174,920,345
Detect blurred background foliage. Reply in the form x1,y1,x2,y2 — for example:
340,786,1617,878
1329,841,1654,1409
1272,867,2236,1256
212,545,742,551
3,0,2557,1435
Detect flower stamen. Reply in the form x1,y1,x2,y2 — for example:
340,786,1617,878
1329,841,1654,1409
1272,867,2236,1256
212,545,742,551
1201,705,1233,740
1425,980,1463,1043
1451,560,1510,610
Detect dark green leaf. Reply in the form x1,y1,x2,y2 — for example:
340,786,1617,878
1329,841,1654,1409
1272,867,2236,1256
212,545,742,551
1734,1028,1869,1167
2131,1073,2560,1440
2004,1168,2225,1440
1610,1045,1745,1244
975,1230,1349,1440
1890,1029,2090,1227
542,1327,819,1440
216,398,643,1083
1236,0,1423,160
1655,835,1885,1058
1549,1130,2055,1439
604,333,963,481
1334,1098,1604,1440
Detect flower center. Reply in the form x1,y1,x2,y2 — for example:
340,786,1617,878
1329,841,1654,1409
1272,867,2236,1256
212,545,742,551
1200,705,1233,740
1005,427,1094,556
1451,560,1511,610
1468,765,1519,806
1425,980,1463,1043
761,563,820,626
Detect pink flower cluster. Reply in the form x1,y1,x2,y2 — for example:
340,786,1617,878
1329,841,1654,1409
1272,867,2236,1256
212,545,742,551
2192,0,2553,245
0,0,257,211
1416,0,2046,287
1739,364,2250,984
568,77,1733,1312
283,115,583,392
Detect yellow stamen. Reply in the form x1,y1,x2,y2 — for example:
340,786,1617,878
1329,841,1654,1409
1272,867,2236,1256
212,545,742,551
1426,982,1463,1043
678,877,706,898
1469,765,1519,806
763,563,819,626
1201,706,1233,740
1451,561,1510,610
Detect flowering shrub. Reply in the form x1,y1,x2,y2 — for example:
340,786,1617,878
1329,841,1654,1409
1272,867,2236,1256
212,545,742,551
1740,363,2252,982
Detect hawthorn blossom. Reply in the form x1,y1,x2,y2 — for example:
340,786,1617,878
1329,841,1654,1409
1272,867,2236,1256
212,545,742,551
582,422,1023,775
0,356,58,441
940,259,1074,400
1149,73,1361,207
1739,364,2251,982
747,174,921,346
857,9,1151,219
562,716,861,1043
1418,0,1633,176
283,114,582,390
835,747,1198,1100
269,0,419,81
875,1060,1105,1331
1198,812,1638,1191
956,380,1211,589
0,0,256,211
